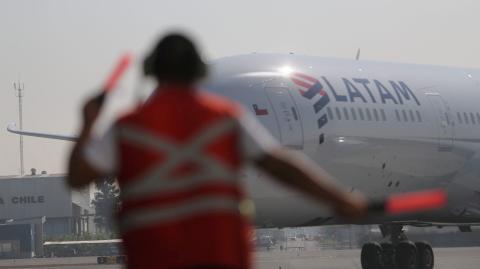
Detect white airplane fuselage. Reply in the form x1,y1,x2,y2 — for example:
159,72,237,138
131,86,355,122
7,53,480,230
203,54,480,228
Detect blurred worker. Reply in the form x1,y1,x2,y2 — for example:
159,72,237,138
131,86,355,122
67,33,367,269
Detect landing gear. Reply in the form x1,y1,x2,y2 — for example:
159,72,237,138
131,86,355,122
380,242,394,268
361,242,383,269
415,241,434,269
360,225,435,269
396,241,417,269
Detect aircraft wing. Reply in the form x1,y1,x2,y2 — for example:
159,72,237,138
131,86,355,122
7,123,77,142
44,239,122,245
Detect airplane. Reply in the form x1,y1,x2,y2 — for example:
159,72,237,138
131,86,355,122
8,53,480,269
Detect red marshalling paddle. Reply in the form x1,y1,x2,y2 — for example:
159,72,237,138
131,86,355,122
368,188,447,215
102,53,133,93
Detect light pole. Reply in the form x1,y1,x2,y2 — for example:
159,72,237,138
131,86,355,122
14,82,25,176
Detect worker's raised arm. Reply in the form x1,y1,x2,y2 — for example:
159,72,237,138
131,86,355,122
237,110,367,219
254,149,367,219
67,94,110,189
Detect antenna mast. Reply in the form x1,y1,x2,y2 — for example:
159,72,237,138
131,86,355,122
14,82,25,176
355,48,361,61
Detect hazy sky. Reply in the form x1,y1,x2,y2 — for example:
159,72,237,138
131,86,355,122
1,0,480,175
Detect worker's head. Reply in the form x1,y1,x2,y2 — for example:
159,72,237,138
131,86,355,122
143,33,207,84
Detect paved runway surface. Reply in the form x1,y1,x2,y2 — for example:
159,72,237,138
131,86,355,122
0,247,479,269
256,247,480,269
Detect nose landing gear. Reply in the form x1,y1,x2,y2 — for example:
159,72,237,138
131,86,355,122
360,224,434,269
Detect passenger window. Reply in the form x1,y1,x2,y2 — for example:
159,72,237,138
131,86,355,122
327,107,334,120
457,112,463,124
402,110,408,122
365,108,372,121
372,109,379,121
416,111,422,122
470,113,476,124
343,107,350,120
335,107,342,120
409,110,415,122
380,109,386,121
358,108,365,120
464,112,469,124
395,110,401,122
350,108,357,120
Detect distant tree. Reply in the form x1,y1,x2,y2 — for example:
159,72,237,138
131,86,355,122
91,177,120,235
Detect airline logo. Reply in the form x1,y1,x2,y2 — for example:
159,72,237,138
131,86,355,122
291,73,330,129
291,73,327,97
317,77,420,106
291,73,421,130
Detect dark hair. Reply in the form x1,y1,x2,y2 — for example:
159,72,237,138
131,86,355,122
143,33,207,83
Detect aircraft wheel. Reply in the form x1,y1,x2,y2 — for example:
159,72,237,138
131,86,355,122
395,241,417,269
361,242,383,269
380,242,395,268
415,241,434,269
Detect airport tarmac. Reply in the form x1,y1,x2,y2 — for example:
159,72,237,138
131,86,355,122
0,247,479,269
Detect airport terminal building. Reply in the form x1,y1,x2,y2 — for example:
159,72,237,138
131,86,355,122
0,174,95,258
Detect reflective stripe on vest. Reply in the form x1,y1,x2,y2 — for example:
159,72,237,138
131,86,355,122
119,195,241,231
117,118,242,231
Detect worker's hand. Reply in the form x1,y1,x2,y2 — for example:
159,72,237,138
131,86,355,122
82,93,105,129
333,192,368,220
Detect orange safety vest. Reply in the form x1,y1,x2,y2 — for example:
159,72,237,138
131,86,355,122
115,87,252,269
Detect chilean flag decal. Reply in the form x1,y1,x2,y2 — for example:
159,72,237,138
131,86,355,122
253,104,269,116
